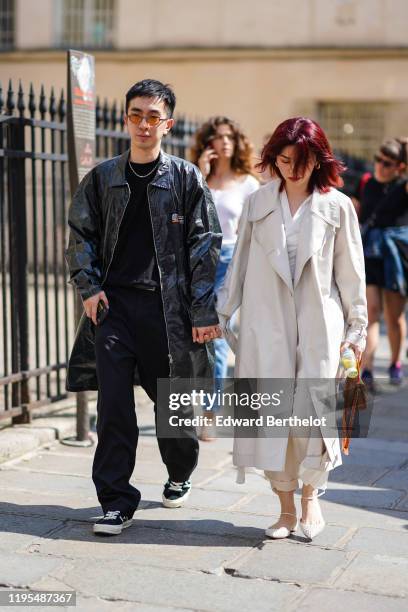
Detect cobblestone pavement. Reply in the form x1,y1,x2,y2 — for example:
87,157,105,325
0,336,407,611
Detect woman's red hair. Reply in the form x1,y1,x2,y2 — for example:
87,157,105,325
257,117,345,193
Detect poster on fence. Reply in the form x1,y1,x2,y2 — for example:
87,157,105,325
67,50,96,194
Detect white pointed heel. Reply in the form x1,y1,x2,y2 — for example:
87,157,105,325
265,513,298,540
300,495,325,540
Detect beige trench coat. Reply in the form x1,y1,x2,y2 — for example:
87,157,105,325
217,179,368,477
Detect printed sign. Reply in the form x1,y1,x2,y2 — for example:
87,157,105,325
67,50,96,193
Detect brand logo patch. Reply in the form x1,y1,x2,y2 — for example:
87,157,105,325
171,213,184,224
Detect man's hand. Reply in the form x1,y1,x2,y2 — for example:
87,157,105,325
192,325,222,344
83,291,109,326
341,341,362,363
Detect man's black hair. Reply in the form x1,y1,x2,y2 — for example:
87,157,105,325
125,79,176,117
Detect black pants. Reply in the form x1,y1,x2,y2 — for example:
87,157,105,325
92,286,199,516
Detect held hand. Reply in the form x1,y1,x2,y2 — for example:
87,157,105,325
198,147,218,178
341,341,362,363
192,325,223,344
83,291,109,326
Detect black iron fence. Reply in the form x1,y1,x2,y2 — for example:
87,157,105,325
0,79,198,423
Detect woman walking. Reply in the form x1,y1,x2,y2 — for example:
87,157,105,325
191,117,259,439
359,139,408,389
217,117,367,540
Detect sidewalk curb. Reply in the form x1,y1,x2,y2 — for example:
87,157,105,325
0,399,96,465
0,387,153,466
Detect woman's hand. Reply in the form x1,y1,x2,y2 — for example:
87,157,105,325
198,147,218,178
340,341,362,363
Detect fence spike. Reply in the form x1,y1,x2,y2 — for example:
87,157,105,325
120,101,125,131
103,98,109,128
29,83,36,118
58,88,66,122
39,84,47,118
111,100,118,130
17,80,25,117
49,86,56,120
95,96,102,128
6,79,15,115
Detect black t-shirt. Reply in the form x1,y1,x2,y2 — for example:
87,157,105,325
360,177,408,228
105,155,160,289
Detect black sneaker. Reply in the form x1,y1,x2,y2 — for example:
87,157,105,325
93,510,133,535
162,479,191,508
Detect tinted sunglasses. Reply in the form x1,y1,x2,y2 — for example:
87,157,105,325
373,154,397,168
127,114,168,127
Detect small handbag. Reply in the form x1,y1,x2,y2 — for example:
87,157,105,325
341,359,369,455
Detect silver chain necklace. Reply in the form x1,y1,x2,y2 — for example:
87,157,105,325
128,158,160,179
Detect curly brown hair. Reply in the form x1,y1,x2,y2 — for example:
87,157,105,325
190,116,254,177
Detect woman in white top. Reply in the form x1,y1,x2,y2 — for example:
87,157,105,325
191,117,259,438
217,118,367,541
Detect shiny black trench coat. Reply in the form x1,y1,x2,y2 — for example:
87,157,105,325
65,150,222,391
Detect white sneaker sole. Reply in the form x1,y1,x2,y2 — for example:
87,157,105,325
93,518,133,535
162,487,191,508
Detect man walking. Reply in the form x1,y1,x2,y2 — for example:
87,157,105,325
65,79,222,535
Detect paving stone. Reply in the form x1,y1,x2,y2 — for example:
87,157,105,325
133,506,270,539
368,427,408,442
225,540,347,584
345,527,408,557
322,483,403,509
71,599,184,612
204,468,271,494
0,514,64,552
0,552,63,588
29,521,258,572
94,478,247,511
367,416,408,438
133,506,348,548
239,482,403,512
340,448,407,469
232,492,408,533
336,552,408,597
374,469,408,491
181,487,248,510
18,447,223,486
316,500,408,531
196,449,232,470
0,490,101,521
8,596,157,612
10,452,93,477
130,463,218,485
394,495,408,510
41,442,97,457
0,469,93,495
297,587,407,612
287,525,349,548
218,491,281,515
328,464,388,486
59,559,301,611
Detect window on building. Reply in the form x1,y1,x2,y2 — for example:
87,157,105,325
0,0,15,51
56,0,115,49
318,102,387,161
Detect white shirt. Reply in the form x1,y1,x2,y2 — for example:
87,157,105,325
280,189,312,280
211,175,259,244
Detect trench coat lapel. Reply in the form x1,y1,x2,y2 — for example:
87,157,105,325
293,189,341,289
249,181,293,295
